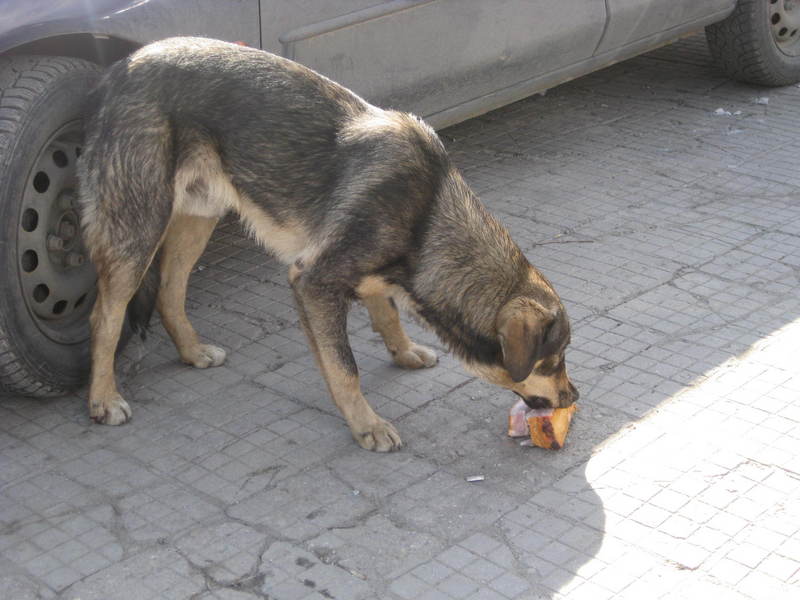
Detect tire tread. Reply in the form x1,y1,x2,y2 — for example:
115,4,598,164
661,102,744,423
0,55,101,398
706,0,800,86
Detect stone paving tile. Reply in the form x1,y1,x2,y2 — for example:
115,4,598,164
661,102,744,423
3,34,800,600
65,547,205,599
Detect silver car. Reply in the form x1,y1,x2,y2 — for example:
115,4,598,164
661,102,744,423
1,0,797,395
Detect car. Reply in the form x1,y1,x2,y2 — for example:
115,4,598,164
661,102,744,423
1,0,798,397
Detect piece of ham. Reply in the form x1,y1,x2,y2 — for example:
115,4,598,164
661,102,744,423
508,398,536,437
508,399,577,450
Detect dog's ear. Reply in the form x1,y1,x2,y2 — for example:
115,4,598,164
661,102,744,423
497,298,553,382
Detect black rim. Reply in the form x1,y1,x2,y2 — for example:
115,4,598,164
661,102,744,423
17,121,95,344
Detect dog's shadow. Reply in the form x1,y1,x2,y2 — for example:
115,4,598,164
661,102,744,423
384,362,605,598
107,298,608,598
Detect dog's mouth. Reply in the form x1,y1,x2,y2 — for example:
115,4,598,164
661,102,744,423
514,391,554,410
524,395,552,410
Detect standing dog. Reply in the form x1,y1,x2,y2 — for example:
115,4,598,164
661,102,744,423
79,37,578,451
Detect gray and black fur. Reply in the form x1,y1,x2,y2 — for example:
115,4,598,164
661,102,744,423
78,37,577,450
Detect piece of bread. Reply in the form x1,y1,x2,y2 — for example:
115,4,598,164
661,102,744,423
527,404,577,450
508,399,577,450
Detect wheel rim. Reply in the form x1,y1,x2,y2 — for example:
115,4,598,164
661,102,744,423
769,0,800,57
17,121,95,344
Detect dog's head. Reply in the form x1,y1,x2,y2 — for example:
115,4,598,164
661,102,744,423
471,294,578,409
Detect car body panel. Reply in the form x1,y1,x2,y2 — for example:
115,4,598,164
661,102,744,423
0,0,740,128
271,0,607,120
596,0,736,54
256,0,381,55
0,0,261,53
425,4,737,129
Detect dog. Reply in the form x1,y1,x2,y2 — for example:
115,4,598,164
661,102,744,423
78,37,578,451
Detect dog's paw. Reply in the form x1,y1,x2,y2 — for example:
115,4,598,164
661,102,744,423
354,417,403,452
183,344,227,369
90,394,132,425
394,343,437,369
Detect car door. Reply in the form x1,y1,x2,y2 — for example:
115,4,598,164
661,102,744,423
595,0,736,55
260,0,607,124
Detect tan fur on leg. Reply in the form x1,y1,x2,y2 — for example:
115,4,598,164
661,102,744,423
291,270,402,451
319,361,402,452
361,295,437,369
88,267,138,425
157,215,226,368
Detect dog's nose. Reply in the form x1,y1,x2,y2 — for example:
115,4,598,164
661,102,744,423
558,385,579,407
523,395,551,410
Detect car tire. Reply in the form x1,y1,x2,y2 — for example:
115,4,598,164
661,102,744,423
0,55,112,397
706,0,800,86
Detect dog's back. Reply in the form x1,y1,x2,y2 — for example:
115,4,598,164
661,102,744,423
80,38,357,257
79,37,448,270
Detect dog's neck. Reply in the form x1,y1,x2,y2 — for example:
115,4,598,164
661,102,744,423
408,170,530,366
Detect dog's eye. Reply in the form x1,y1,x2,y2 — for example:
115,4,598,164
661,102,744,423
535,358,556,375
535,355,566,375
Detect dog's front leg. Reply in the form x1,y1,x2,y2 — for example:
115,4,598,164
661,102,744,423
361,294,437,369
289,264,402,451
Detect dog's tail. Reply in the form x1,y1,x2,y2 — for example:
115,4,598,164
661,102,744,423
126,251,162,340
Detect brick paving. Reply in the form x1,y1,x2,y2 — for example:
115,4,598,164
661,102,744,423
2,35,799,599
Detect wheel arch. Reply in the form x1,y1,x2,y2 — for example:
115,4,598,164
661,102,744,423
2,33,139,66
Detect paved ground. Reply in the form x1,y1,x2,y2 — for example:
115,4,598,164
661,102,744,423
2,36,800,600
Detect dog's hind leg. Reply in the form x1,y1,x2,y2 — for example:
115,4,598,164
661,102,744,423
289,263,402,452
361,295,437,369
156,215,225,368
81,105,177,424
88,260,148,425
